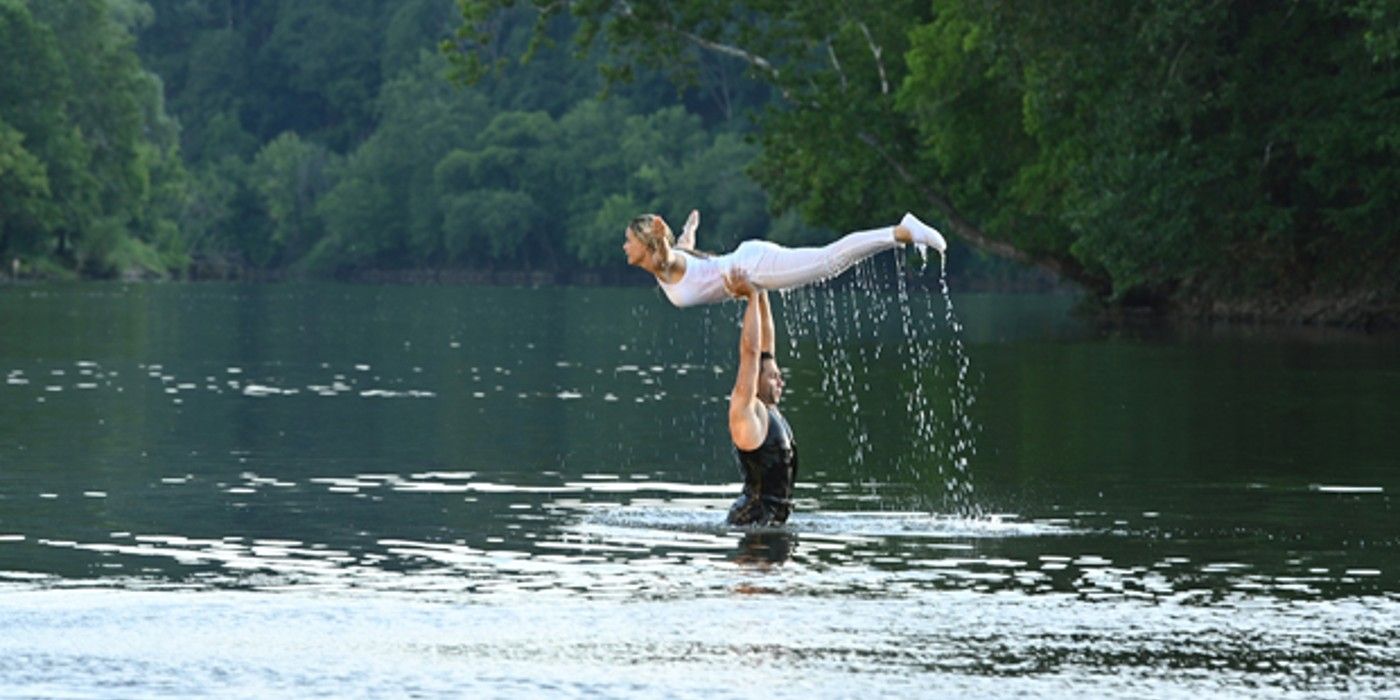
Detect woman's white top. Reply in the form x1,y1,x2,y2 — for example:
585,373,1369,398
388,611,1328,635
657,251,730,308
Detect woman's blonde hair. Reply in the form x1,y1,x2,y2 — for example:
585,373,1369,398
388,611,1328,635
627,214,674,253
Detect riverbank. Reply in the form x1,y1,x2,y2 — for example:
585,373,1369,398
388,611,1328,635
3,264,1395,331
1070,288,1400,332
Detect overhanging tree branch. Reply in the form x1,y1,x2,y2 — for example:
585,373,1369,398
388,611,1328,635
856,131,1098,289
857,22,889,95
462,0,1088,289
636,10,1086,287
827,41,848,91
611,0,792,99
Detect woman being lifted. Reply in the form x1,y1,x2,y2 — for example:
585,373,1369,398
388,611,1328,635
622,210,947,308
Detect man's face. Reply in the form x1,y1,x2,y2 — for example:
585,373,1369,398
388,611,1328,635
757,358,784,405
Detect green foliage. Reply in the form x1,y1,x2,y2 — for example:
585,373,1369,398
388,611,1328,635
0,0,807,280
309,52,494,272
260,6,804,277
0,121,56,256
310,46,795,274
450,0,933,231
0,0,76,262
573,193,644,266
309,172,398,272
900,0,1400,302
0,0,186,278
12,0,1388,323
453,0,1398,317
250,132,339,265
140,0,394,158
1348,0,1400,61
441,189,540,262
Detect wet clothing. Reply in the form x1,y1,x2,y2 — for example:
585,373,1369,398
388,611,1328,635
658,227,899,307
727,405,798,527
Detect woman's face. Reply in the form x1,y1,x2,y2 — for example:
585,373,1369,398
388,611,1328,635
623,229,649,267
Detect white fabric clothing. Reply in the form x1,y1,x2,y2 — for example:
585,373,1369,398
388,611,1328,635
658,226,898,308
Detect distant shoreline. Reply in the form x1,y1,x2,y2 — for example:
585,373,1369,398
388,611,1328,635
3,266,1393,331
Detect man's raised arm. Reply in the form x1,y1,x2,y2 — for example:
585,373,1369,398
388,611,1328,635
758,289,775,357
726,271,767,451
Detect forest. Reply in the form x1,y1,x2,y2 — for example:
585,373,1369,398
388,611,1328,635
2,0,1397,325
1,0,811,279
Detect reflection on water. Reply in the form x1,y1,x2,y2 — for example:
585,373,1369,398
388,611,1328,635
1,279,1398,697
3,588,1392,698
3,468,1392,603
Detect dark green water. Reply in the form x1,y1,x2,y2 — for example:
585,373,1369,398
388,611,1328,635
0,280,1396,697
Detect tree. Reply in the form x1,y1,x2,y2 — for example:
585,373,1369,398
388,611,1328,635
444,0,1059,279
0,121,55,261
447,0,1400,321
1,0,187,278
250,132,339,266
902,1,1400,308
0,0,65,263
310,52,496,272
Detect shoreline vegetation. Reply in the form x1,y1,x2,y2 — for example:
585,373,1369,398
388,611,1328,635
2,1,1396,330
1,252,1067,292
5,258,1395,331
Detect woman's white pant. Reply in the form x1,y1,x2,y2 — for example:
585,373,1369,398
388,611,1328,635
730,227,897,290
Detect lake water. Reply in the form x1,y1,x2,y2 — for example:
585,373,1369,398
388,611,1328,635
1,272,1397,698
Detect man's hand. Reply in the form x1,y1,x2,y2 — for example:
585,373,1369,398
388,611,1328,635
723,267,757,298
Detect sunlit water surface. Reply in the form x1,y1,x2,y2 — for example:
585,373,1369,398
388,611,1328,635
1,275,1397,698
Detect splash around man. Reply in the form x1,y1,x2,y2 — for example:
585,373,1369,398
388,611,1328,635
722,269,798,527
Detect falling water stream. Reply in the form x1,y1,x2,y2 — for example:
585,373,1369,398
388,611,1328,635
779,251,979,514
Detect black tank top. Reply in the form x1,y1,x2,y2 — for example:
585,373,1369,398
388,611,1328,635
734,405,798,504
